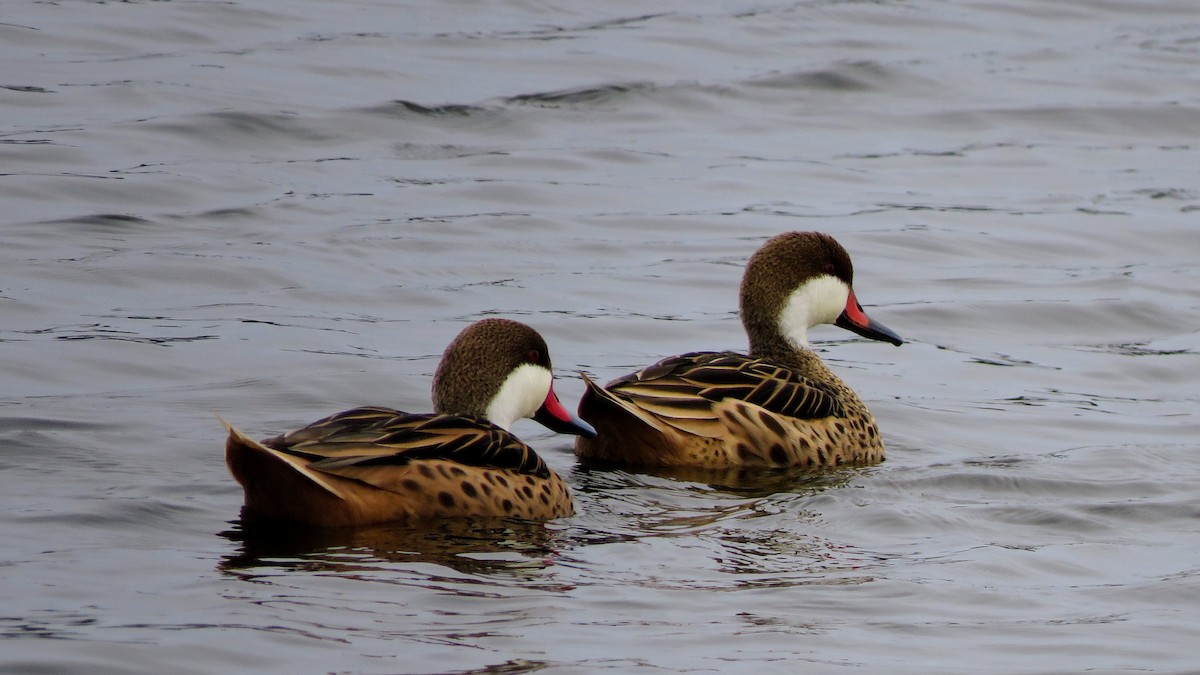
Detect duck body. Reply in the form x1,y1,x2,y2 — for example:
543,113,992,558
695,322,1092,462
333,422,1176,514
225,319,595,526
575,231,902,471
577,350,883,470
225,407,573,526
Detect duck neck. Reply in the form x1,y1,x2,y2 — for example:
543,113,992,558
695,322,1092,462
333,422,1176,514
748,330,830,380
745,274,850,370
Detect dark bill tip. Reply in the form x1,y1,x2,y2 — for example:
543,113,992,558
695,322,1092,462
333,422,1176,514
836,292,903,346
534,385,599,439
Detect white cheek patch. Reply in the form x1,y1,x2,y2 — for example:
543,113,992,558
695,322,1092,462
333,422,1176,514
485,363,552,430
777,275,850,349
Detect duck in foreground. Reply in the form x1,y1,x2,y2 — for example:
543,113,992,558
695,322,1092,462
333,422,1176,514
225,318,596,526
575,231,902,471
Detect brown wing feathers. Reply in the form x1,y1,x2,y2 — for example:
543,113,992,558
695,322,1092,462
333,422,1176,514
266,407,552,478
611,352,843,421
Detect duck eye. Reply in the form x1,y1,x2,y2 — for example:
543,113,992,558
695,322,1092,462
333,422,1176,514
527,349,541,364
823,263,836,275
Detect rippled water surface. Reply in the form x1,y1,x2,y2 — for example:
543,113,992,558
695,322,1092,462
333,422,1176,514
4,1,1200,672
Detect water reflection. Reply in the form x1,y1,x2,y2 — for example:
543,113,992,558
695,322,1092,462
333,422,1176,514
451,660,553,675
563,465,885,584
218,513,563,580
573,461,859,504
218,465,875,586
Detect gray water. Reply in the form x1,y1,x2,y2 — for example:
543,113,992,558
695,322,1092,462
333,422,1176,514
4,1,1200,672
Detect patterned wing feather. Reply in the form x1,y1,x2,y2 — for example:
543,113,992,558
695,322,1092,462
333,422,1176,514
265,407,551,479
608,352,844,434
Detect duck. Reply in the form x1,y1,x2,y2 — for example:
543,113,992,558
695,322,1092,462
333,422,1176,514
224,318,597,526
574,231,902,471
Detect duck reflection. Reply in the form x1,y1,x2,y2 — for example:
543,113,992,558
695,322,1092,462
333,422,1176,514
218,512,562,579
573,461,857,502
567,464,883,582
218,465,880,586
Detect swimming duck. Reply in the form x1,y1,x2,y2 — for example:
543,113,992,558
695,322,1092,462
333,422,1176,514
575,231,902,470
225,318,596,526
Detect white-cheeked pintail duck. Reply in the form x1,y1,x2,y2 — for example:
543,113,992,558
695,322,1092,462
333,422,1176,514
575,231,902,470
225,318,596,526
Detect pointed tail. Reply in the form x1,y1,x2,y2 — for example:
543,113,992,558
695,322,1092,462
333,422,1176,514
220,415,347,501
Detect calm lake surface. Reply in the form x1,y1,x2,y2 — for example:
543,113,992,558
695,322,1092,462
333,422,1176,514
3,1,1200,672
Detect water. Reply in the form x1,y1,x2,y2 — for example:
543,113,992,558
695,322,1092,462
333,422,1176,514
3,0,1200,672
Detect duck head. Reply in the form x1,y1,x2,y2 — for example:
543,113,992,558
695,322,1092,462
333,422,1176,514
739,231,902,353
432,318,597,438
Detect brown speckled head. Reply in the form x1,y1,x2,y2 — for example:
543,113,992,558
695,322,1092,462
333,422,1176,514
739,232,854,354
431,318,552,418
